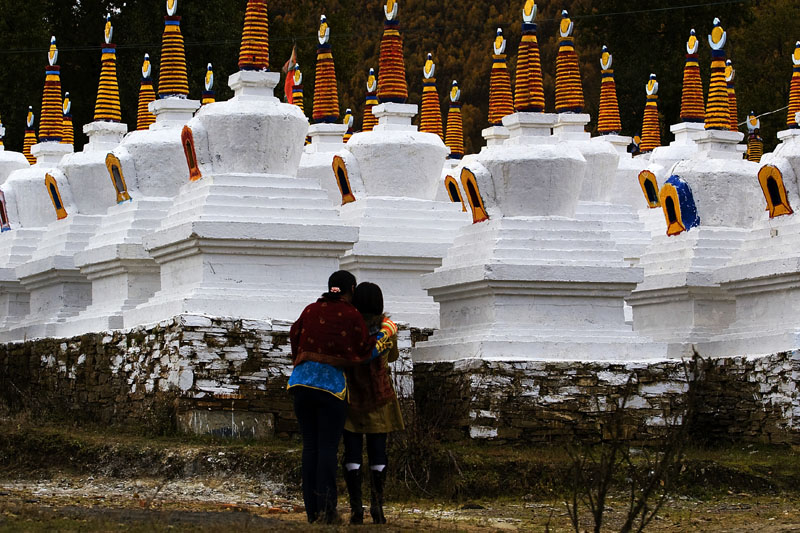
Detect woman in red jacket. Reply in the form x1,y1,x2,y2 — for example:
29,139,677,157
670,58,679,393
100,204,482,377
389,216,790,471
288,270,375,524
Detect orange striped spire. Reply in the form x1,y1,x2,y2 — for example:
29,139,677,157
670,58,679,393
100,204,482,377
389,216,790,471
680,29,704,123
291,67,305,114
419,53,443,139
597,46,622,134
343,108,354,142
377,0,408,103
514,0,545,112
746,112,762,163
239,0,269,71
158,0,189,98
640,74,661,153
488,28,514,126
201,63,215,105
61,93,74,146
39,37,64,142
362,68,379,131
788,42,800,128
312,15,339,123
445,80,464,160
23,107,37,164
555,10,584,113
94,15,122,122
137,54,156,130
0,114,4,148
705,18,730,130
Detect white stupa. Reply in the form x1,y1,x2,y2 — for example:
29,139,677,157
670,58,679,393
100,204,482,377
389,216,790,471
121,60,358,326
0,38,78,340
706,114,800,356
415,111,667,362
63,15,202,337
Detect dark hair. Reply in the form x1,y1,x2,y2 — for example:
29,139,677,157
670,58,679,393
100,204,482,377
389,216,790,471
352,282,384,316
327,270,356,297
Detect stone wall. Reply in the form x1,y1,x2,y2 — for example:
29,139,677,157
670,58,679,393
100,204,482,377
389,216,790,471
0,314,416,438
413,352,799,445
1,315,797,444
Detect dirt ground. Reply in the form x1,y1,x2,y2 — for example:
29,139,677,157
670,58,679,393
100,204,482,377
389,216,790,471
1,476,800,532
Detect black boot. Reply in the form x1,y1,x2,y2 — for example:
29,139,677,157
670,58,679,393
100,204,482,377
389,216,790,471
369,468,387,524
344,467,364,524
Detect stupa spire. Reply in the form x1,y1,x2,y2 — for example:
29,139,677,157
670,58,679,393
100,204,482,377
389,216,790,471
554,10,584,113
419,53,443,139
362,68,379,131
0,114,4,148
157,0,189,98
704,18,730,130
597,45,622,134
488,28,514,126
343,108,354,142
680,29,705,123
94,15,122,122
377,0,408,103
788,42,800,128
39,36,64,142
514,0,545,112
202,63,215,105
136,54,156,130
312,14,339,123
726,59,738,131
445,80,464,160
61,93,74,146
23,107,37,164
238,0,269,71
291,66,305,114
746,111,763,163
640,74,661,152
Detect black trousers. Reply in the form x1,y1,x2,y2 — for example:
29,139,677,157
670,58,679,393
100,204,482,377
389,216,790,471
292,387,348,523
342,429,388,467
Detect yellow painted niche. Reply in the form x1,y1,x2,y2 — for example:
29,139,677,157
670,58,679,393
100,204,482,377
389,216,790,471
757,165,793,218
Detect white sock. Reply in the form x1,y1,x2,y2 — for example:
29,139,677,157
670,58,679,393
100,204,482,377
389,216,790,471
345,463,361,471
370,464,386,472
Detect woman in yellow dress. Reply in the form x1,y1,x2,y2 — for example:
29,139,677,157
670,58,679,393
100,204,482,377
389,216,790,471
342,282,405,524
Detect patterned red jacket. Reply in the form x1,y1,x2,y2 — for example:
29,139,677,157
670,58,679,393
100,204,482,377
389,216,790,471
290,295,376,367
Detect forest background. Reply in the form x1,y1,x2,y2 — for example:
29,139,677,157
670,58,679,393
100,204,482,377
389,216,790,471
0,0,797,155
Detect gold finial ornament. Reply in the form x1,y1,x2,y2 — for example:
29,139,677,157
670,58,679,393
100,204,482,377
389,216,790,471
312,14,339,123
362,68,379,131
377,0,408,103
445,80,464,159
488,28,513,125
202,63,216,105
40,36,65,142
420,53,443,139
640,74,661,152
554,10,584,113
23,106,37,164
597,46,622,134
61,92,74,146
94,16,122,122
680,29,704,123
705,18,731,130
514,0,544,112
158,0,189,98
137,53,156,130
